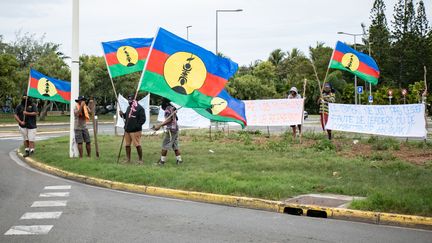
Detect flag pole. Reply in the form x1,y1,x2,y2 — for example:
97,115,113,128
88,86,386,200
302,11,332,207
423,66,428,143
299,78,307,143
116,28,159,164
23,67,32,121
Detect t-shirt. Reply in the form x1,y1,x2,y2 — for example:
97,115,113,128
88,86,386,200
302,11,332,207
74,106,88,130
15,103,38,129
164,105,178,132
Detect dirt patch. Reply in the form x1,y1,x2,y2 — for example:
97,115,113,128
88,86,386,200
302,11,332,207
336,141,432,165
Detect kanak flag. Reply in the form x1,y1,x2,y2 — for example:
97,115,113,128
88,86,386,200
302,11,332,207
28,69,71,104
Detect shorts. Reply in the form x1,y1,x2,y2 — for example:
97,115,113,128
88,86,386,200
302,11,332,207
162,131,179,150
290,124,301,128
125,131,142,147
19,127,37,141
75,129,91,144
320,113,330,131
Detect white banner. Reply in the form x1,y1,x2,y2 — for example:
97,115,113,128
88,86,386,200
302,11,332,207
116,94,150,129
157,104,211,128
244,99,304,126
326,103,427,138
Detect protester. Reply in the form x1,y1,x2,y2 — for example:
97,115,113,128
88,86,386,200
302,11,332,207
14,94,38,157
287,87,302,139
319,83,336,140
153,98,182,165
74,96,91,158
120,95,145,164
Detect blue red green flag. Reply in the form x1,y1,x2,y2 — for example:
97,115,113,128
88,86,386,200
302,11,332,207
139,27,238,109
102,38,153,78
330,41,380,85
194,89,247,127
28,69,71,104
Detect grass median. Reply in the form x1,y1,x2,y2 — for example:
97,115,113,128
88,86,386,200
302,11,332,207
30,130,432,216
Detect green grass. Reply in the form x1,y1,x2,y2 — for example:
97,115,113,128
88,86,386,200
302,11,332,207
30,131,432,216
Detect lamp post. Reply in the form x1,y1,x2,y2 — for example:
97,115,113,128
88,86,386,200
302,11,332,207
216,9,242,55
337,31,365,105
186,25,192,40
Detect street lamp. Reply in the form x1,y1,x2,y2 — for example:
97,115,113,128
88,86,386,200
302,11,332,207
216,9,243,55
186,25,192,40
337,31,365,105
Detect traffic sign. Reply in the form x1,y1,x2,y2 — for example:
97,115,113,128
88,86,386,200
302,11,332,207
368,95,373,103
357,86,364,94
402,89,407,96
388,90,393,98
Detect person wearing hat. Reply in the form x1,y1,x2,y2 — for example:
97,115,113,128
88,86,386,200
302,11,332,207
153,98,182,165
120,95,146,164
319,82,336,140
14,94,38,157
287,87,302,139
74,96,91,158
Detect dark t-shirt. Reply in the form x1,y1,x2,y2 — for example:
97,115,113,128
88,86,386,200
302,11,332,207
15,103,38,129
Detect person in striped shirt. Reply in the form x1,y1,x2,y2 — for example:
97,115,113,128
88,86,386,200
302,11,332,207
319,83,335,140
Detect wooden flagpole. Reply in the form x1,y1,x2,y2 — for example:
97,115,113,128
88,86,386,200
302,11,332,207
299,78,307,143
88,97,99,157
423,66,428,142
116,28,159,164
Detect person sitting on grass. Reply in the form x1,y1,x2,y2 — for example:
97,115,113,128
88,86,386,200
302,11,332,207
287,87,302,140
152,98,182,166
120,95,145,164
74,96,91,158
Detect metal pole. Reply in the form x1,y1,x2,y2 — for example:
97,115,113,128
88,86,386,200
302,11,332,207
354,35,358,105
216,11,218,55
368,34,372,103
186,25,192,41
70,0,79,158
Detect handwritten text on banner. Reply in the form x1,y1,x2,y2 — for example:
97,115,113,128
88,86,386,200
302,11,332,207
325,103,427,138
244,99,304,126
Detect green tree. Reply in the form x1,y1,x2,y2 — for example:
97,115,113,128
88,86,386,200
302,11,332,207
229,74,276,100
368,0,392,85
0,54,19,103
391,0,422,86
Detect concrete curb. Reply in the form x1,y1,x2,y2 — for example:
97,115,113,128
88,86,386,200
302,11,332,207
18,151,432,230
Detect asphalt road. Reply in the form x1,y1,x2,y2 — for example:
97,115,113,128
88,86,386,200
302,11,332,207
0,136,431,242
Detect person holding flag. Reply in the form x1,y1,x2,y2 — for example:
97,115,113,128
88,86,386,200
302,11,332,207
319,83,336,140
14,94,38,157
153,98,182,165
74,96,91,158
120,95,146,164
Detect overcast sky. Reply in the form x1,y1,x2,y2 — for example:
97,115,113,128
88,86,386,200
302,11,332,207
1,0,431,66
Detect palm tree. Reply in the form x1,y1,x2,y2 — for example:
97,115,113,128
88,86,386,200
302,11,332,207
268,48,286,66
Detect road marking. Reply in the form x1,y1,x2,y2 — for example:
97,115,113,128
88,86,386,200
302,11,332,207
4,225,53,235
31,200,67,207
20,212,62,220
44,185,71,190
39,192,70,197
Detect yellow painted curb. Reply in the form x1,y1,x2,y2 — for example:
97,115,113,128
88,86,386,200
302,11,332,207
18,151,432,230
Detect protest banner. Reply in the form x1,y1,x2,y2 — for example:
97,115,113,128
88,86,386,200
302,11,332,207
158,105,210,128
116,94,150,129
325,103,427,138
244,99,304,126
